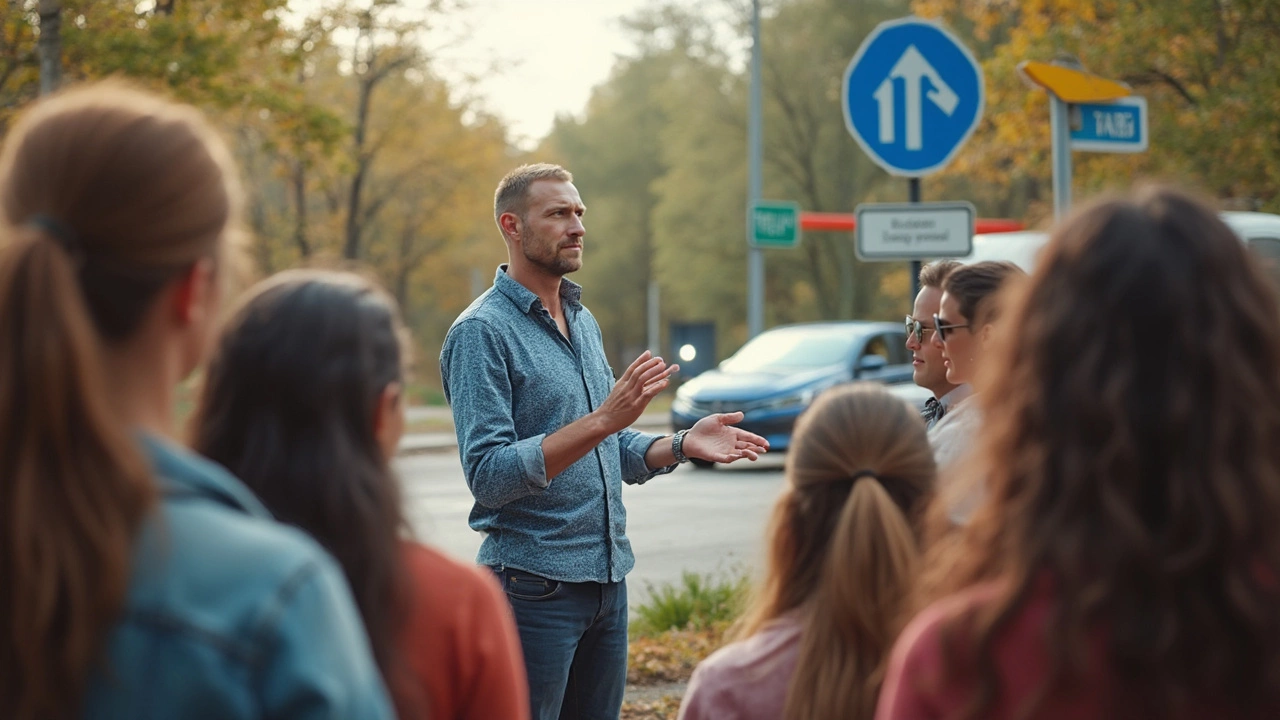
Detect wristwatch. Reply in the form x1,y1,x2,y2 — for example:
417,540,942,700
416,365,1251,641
671,429,691,464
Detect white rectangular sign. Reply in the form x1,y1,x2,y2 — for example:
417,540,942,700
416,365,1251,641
855,201,975,260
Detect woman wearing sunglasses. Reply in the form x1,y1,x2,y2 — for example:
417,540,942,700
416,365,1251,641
927,261,1024,521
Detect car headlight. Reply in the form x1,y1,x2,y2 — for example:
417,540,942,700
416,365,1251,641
758,388,817,412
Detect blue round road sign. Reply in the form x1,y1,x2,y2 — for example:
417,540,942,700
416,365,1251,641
842,17,984,177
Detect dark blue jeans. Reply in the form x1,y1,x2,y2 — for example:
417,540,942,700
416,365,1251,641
491,567,628,720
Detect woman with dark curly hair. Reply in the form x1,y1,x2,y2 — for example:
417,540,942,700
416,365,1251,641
876,186,1280,719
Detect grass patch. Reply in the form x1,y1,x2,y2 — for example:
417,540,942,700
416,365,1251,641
631,570,750,637
623,569,752,715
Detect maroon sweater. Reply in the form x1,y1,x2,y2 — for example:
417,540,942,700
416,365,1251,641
876,582,1279,720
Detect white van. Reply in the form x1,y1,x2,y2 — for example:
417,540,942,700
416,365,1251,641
967,211,1280,281
888,211,1280,411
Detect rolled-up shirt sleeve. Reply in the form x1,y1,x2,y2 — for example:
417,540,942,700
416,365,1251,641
618,428,678,485
442,319,549,508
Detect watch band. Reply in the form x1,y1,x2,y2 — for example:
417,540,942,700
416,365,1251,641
671,429,690,464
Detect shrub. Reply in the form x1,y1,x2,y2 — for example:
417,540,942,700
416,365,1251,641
631,570,749,637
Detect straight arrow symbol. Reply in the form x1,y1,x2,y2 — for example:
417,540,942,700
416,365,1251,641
874,79,894,144
888,45,958,150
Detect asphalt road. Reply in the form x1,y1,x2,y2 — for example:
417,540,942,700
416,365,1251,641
396,450,789,600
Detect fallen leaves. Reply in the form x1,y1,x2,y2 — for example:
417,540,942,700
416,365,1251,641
628,621,732,685
621,695,683,720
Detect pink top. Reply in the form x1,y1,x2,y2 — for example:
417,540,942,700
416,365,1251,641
677,615,803,720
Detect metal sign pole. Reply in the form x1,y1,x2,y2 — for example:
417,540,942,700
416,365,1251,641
1049,94,1072,220
909,177,922,299
746,0,764,339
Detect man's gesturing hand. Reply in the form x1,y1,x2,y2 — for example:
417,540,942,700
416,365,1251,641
683,412,770,463
594,351,678,434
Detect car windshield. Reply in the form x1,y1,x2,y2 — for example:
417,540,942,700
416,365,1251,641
720,327,857,373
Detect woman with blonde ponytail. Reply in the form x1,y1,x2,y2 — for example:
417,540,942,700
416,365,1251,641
0,84,392,719
678,383,935,720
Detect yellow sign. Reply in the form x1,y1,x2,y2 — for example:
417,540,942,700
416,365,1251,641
1017,61,1131,103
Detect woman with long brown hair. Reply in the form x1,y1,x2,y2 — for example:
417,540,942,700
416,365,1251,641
678,384,936,720
190,270,529,720
0,85,391,719
877,185,1280,719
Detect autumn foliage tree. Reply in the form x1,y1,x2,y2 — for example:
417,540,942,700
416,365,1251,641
913,0,1280,217
4,0,510,386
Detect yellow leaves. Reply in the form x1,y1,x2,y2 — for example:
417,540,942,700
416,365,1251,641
908,0,1280,214
879,267,910,300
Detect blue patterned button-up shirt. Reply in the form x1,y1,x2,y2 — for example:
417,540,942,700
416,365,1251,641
440,266,674,583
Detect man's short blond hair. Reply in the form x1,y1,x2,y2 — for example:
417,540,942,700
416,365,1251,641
494,163,574,227
918,260,961,291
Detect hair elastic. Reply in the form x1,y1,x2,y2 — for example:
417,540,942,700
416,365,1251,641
27,214,83,257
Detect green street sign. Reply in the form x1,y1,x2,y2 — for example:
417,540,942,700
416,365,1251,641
749,200,802,248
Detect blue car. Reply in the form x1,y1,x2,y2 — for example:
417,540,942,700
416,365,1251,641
670,321,913,464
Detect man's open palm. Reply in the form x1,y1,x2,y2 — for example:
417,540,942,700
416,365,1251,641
683,412,770,463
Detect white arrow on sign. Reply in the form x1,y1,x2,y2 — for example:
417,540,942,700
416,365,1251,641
873,45,959,150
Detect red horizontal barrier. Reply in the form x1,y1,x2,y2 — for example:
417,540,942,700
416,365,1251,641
800,212,1025,234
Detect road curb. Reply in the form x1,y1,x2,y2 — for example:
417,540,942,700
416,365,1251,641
397,422,673,457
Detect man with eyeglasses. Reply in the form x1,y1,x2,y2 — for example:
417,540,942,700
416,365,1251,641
906,261,972,430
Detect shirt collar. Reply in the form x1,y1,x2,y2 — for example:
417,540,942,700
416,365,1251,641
493,264,583,314
140,433,273,518
939,383,974,410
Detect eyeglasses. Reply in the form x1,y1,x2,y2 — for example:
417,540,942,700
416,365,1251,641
932,313,971,342
904,315,935,344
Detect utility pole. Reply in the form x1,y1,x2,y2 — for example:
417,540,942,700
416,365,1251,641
37,0,63,96
746,0,764,338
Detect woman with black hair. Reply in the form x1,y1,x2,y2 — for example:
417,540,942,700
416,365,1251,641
191,270,528,720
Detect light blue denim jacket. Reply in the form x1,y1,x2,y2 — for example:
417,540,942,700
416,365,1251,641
81,435,393,719
440,267,676,584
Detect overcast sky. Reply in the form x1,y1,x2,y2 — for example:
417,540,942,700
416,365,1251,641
287,0,737,149
426,0,654,148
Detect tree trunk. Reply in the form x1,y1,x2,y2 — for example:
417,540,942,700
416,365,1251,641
343,15,375,261
291,63,311,259
37,0,61,96
292,159,311,258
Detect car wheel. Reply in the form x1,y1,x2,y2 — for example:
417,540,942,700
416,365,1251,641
690,458,715,469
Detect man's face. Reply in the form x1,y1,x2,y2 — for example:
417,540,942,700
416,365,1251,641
907,285,957,398
517,179,585,276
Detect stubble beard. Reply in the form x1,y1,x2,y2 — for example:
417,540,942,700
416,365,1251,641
524,241,581,276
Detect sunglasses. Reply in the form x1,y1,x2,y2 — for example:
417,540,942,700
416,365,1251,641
932,313,971,343
904,315,935,344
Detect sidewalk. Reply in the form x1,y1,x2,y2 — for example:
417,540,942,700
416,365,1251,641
398,410,673,456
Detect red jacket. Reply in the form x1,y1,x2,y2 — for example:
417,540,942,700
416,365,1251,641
400,543,529,720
